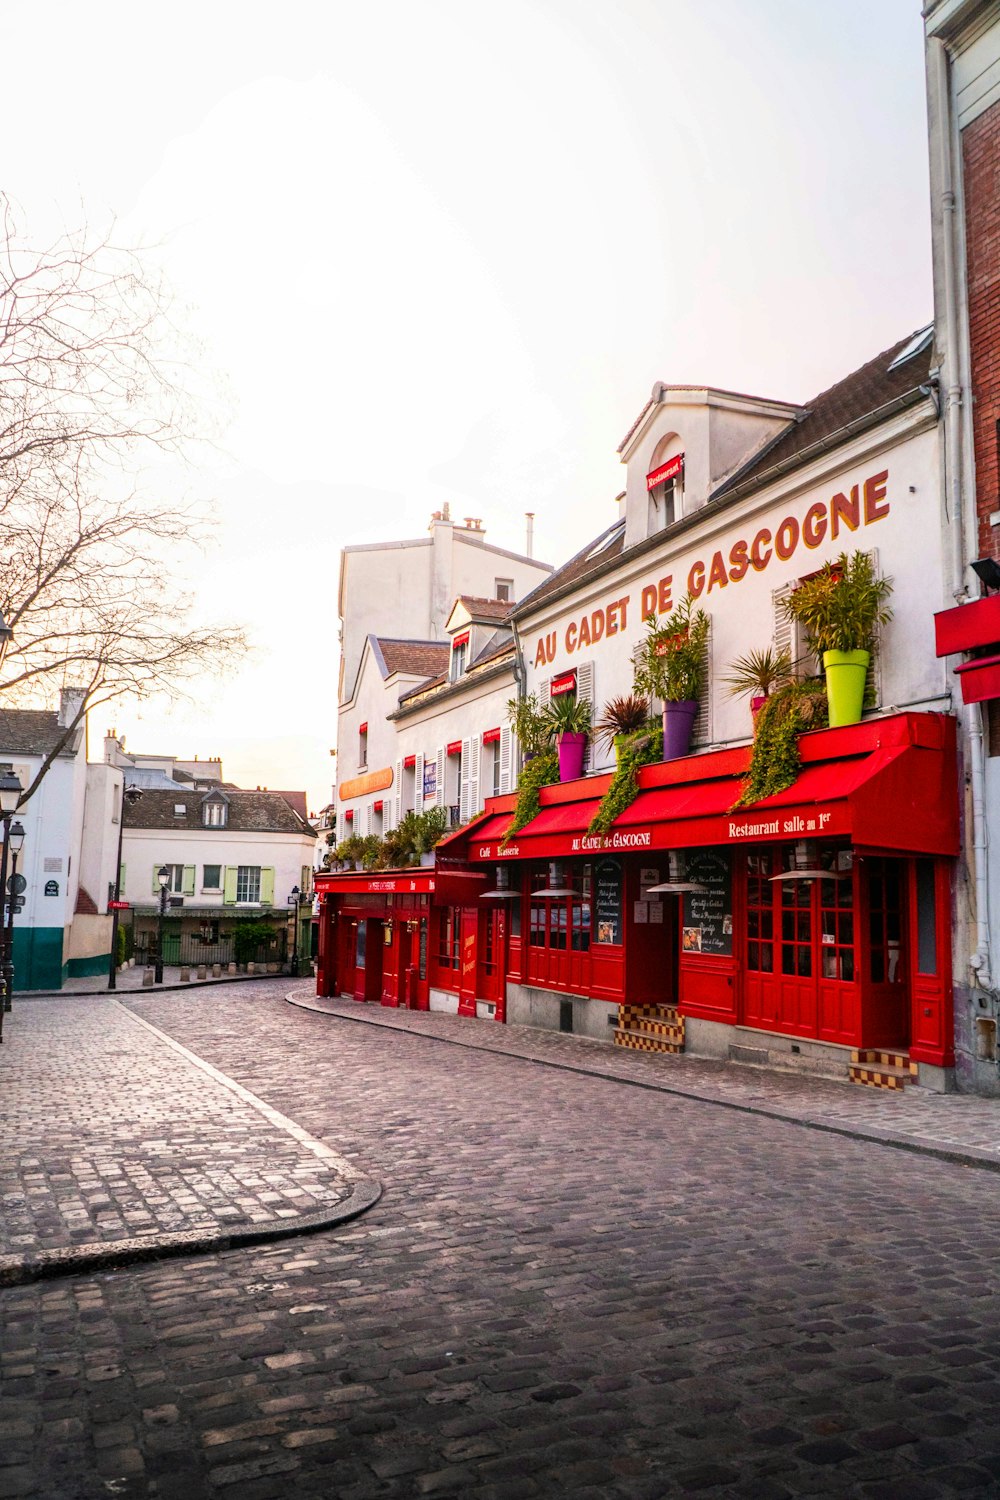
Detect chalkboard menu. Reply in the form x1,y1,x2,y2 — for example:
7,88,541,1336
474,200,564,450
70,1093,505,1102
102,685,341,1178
681,849,733,956
594,857,623,945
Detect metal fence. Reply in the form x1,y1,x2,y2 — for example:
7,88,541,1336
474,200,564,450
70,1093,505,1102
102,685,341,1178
131,930,289,969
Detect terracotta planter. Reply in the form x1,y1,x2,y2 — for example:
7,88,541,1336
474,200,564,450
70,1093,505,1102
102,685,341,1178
662,701,698,759
823,648,869,727
558,732,587,781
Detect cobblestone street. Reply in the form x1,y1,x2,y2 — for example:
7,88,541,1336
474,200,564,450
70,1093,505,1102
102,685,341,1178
4,983,1000,1497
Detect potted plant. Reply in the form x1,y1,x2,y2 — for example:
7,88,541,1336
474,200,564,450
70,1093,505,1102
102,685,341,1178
632,594,710,759
505,692,555,761
784,550,892,727
335,833,366,869
544,692,592,782
723,646,794,722
593,694,652,761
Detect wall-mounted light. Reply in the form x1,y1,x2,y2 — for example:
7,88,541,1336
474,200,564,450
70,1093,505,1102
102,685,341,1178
971,557,1000,593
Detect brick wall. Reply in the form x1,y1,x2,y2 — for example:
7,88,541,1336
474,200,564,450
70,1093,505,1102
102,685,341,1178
964,98,1000,558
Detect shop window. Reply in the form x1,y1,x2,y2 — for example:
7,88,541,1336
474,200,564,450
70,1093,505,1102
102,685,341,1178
915,858,937,974
528,866,591,952
418,917,428,980
868,857,904,984
746,852,775,973
355,922,366,969
438,907,461,969
820,875,854,982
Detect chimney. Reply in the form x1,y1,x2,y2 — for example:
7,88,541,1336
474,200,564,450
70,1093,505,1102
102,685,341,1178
525,512,535,558
58,686,87,728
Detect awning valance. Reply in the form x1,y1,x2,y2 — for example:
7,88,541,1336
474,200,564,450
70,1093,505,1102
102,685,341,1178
314,867,487,902
456,713,958,863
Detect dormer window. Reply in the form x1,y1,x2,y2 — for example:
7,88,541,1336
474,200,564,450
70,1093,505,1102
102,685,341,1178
646,453,683,532
495,578,513,602
202,794,228,828
450,631,469,682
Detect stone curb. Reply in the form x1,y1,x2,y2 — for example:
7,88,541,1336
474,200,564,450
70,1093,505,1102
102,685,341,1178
285,993,1000,1179
17,971,296,1000
0,1178,383,1289
0,998,383,1287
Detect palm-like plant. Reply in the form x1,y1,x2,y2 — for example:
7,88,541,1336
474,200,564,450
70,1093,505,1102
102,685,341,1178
544,692,592,737
593,694,651,752
723,647,794,701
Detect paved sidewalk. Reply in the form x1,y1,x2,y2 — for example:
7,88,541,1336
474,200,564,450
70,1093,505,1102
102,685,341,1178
18,963,305,998
0,996,378,1286
289,991,1000,1172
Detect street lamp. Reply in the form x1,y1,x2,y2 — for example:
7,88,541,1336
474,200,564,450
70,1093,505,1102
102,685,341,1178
287,885,301,975
0,763,23,1027
4,820,25,1011
154,864,170,984
108,781,143,991
0,611,13,673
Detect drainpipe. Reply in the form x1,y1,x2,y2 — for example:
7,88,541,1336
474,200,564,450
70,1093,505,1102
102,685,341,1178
932,35,993,991
510,615,527,782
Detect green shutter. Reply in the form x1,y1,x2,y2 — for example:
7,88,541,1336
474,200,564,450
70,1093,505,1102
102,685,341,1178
260,867,275,905
223,866,238,905
119,863,126,894
182,865,195,897
152,864,161,895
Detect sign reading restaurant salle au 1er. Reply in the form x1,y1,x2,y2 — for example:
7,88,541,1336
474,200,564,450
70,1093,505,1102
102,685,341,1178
533,467,891,667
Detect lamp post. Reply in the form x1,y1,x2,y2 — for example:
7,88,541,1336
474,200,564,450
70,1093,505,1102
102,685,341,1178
154,864,169,984
108,781,142,991
0,764,24,1029
287,885,300,975
4,820,25,1010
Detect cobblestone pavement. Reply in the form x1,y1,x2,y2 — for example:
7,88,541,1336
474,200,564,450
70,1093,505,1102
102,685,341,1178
4,982,1000,1497
0,996,367,1282
292,994,1000,1169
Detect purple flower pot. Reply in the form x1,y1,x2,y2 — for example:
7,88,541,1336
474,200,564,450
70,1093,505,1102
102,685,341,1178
557,732,587,782
662,701,698,760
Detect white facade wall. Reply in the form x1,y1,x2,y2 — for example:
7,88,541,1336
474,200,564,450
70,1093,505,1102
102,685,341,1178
121,828,315,910
525,412,946,750
393,670,516,827
336,645,436,841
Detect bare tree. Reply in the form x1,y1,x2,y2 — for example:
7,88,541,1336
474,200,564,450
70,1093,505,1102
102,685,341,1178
0,196,248,805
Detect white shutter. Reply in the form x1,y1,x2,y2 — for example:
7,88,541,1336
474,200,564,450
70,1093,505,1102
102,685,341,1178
414,752,424,814
537,677,551,710
577,660,596,772
459,737,472,823
499,726,513,794
690,622,713,748
468,736,480,817
435,747,446,808
392,759,402,829
772,583,797,668
366,803,374,835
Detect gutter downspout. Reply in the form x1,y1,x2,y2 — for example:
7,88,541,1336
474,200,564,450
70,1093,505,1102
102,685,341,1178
932,35,992,991
510,615,528,784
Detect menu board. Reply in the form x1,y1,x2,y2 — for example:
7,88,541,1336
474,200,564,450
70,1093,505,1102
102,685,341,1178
594,857,623,945
681,849,733,956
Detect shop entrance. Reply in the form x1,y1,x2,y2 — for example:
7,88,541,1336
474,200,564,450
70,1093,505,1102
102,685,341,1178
477,907,507,1020
861,856,909,1049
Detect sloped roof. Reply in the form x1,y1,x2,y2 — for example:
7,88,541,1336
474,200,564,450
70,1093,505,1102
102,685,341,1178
0,709,82,757
712,327,935,499
455,595,515,622
271,789,308,820
394,638,516,713
515,329,935,621
376,638,451,678
124,787,316,837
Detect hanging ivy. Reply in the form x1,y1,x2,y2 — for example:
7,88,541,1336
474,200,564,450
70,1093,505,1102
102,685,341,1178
587,723,663,836
732,679,828,809
501,749,559,847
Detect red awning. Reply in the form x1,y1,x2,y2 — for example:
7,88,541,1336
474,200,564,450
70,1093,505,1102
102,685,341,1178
314,867,487,901
447,740,462,756
458,713,958,862
482,726,501,744
403,754,416,769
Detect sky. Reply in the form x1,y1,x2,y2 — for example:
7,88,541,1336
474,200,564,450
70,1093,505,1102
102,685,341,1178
2,1,933,813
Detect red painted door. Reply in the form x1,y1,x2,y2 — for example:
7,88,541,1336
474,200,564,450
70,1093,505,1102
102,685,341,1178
478,908,507,1019
860,857,909,1049
458,908,478,1017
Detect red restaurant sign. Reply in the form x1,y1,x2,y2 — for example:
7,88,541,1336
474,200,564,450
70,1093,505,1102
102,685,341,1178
646,453,684,490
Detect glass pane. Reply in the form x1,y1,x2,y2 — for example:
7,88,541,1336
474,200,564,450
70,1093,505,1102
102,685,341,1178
782,946,796,975
797,946,812,977
841,949,854,983
916,859,937,974
871,950,884,983
355,924,366,968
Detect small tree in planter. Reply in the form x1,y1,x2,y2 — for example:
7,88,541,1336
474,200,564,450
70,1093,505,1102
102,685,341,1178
633,594,709,759
543,692,592,782
505,692,554,761
784,550,892,726
723,647,794,724
336,833,366,869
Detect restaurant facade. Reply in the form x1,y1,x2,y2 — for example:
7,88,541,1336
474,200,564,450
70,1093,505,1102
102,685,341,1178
315,325,977,1091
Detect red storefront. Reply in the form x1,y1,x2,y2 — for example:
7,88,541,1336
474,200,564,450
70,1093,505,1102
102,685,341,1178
316,712,958,1076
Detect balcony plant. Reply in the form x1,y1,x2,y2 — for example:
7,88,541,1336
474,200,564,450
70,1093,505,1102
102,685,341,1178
544,691,592,782
335,833,366,869
593,694,652,760
587,720,663,836
783,550,892,726
723,646,794,722
732,677,828,808
502,747,559,846
505,692,554,761
632,594,709,759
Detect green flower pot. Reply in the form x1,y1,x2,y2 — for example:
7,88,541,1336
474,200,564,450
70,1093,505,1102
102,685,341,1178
823,649,869,727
